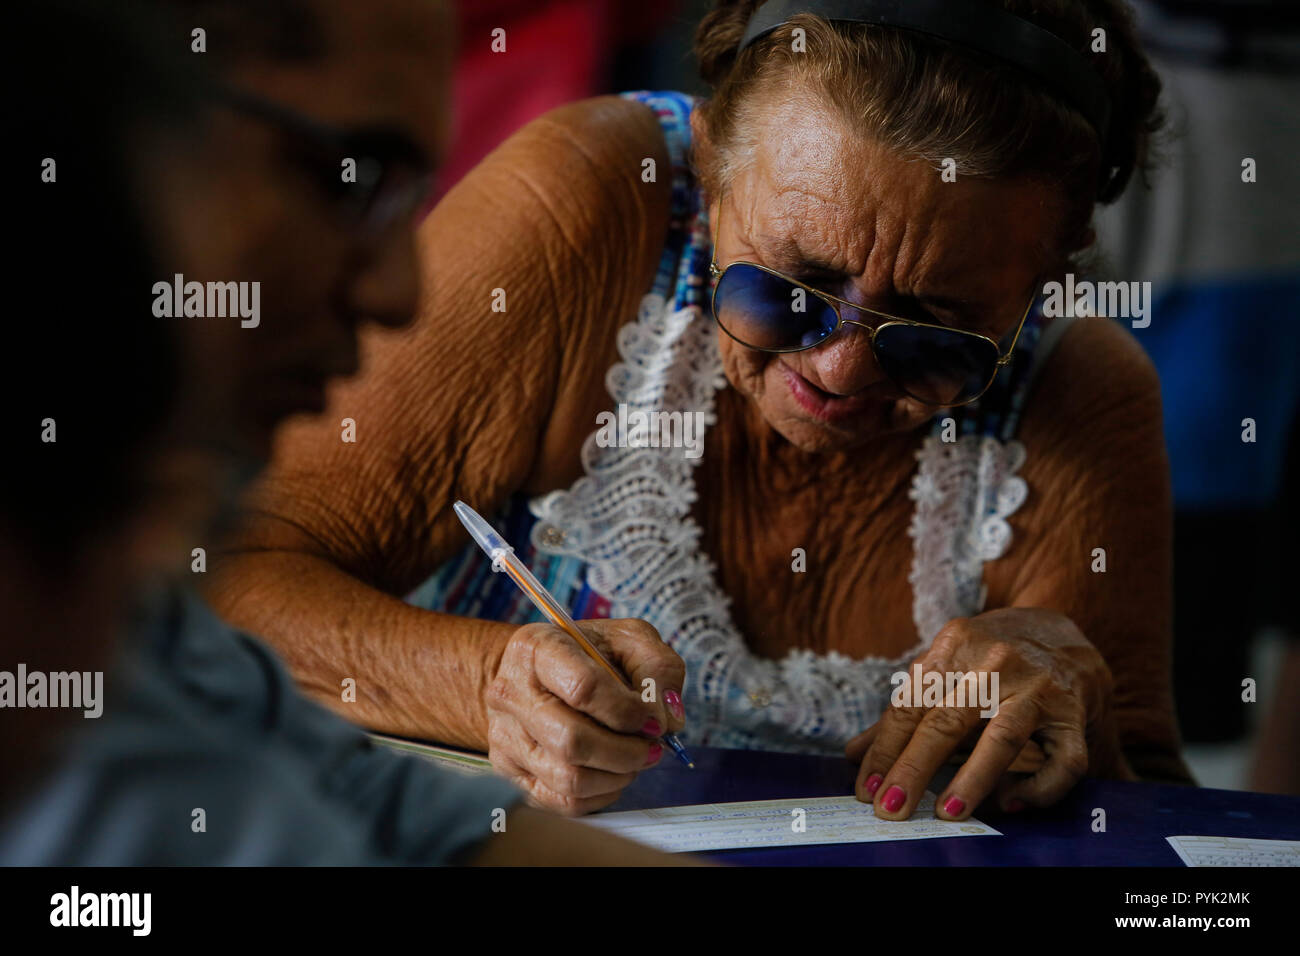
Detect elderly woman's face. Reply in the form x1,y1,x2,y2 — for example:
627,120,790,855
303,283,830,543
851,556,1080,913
705,87,1062,452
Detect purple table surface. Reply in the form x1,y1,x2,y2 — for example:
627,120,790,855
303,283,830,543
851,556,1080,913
606,746,1300,865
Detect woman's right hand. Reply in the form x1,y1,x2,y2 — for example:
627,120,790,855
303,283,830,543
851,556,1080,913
485,617,687,815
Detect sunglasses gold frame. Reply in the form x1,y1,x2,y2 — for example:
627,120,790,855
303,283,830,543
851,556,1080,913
707,203,1035,407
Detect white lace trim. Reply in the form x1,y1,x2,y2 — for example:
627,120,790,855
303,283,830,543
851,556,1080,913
909,435,1028,643
529,294,1029,753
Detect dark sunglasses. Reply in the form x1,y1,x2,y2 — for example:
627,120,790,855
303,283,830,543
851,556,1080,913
214,85,434,238
708,203,1035,407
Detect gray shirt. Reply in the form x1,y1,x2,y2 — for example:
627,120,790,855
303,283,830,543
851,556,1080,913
0,589,522,865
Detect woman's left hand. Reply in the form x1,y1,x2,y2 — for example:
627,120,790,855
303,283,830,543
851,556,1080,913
845,606,1135,821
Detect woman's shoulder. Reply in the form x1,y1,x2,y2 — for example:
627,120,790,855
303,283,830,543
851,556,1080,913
508,94,674,194
1039,316,1160,414
429,96,682,493
443,94,675,293
536,90,699,135
1018,315,1164,472
536,93,674,139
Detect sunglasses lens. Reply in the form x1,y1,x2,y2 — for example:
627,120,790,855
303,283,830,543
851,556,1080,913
873,323,1000,406
712,263,838,350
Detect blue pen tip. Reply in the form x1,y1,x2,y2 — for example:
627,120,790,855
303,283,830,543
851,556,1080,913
663,733,695,770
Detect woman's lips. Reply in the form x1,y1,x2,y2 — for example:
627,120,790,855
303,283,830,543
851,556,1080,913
778,361,888,423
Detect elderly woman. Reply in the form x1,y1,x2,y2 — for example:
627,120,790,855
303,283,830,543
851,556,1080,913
209,0,1193,818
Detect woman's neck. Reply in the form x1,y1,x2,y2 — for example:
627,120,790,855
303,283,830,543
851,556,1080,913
715,383,926,499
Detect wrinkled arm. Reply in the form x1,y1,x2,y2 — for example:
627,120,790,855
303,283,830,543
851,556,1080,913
989,317,1193,784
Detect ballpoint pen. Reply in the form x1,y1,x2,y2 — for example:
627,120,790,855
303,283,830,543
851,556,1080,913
453,500,695,769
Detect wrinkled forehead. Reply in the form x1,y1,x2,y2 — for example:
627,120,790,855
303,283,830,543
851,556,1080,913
229,0,454,162
725,85,1060,287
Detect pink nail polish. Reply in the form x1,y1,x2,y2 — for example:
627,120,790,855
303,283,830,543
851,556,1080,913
644,743,662,766
642,717,662,736
943,796,965,817
665,690,684,720
882,785,906,813
864,774,883,796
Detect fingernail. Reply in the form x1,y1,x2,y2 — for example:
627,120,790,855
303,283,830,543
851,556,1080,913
665,690,684,720
1006,798,1026,813
641,717,662,736
943,796,965,817
881,785,906,813
644,743,662,766
864,773,884,796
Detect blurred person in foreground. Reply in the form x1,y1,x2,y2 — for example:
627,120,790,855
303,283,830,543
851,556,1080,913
1,0,688,865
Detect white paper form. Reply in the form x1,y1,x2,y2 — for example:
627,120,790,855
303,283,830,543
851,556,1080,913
581,793,1000,853
1166,835,1300,867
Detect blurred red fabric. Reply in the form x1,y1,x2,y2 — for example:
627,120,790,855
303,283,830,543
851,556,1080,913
427,0,680,206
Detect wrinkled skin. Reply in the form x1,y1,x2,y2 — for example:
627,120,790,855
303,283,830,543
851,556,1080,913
209,77,1192,817
847,608,1127,820
487,619,686,813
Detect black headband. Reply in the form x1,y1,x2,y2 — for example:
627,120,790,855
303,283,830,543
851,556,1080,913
739,0,1112,149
